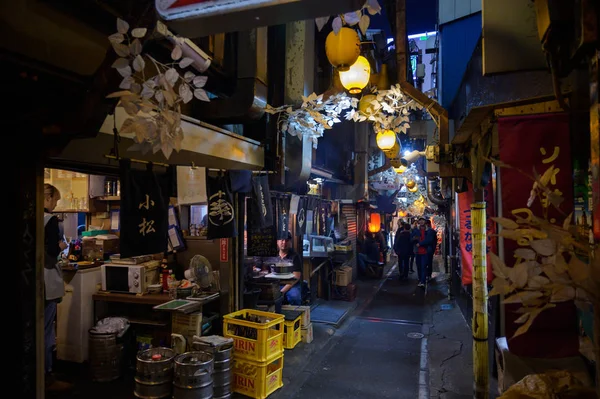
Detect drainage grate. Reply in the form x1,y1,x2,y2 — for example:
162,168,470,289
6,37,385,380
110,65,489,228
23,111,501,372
407,332,424,339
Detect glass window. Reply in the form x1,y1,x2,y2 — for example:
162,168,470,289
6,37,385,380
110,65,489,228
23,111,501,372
189,204,208,237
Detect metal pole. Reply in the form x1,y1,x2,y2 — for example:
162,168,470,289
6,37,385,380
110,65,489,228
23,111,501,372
471,199,489,399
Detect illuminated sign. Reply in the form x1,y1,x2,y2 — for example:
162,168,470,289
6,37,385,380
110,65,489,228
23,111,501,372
157,0,364,37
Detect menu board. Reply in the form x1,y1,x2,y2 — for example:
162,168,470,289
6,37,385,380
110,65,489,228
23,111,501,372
247,225,277,257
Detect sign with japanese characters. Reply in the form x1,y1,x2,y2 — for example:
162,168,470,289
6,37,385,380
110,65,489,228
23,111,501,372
458,181,496,285
119,162,168,258
206,172,237,239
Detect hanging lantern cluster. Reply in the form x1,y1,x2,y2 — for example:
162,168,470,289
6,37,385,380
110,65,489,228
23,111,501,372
395,164,433,215
368,212,381,233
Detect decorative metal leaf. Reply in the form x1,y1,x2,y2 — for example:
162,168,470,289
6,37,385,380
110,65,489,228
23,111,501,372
530,239,555,257
116,18,129,34
179,57,195,68
509,262,529,288
514,248,537,260
171,45,183,61
366,0,382,15
116,66,132,78
165,68,179,86
120,118,136,134
131,28,147,38
315,16,329,31
130,83,142,95
162,90,175,106
108,33,124,44
130,39,142,56
194,88,210,102
332,17,343,34
359,14,370,35
121,100,139,116
133,55,145,72
343,11,361,26
141,85,155,100
106,90,134,98
119,76,134,90
184,71,195,83
193,76,207,88
179,84,193,104
112,58,130,69
112,42,130,57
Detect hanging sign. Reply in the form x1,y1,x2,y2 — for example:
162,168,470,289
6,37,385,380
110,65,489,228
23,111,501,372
247,198,277,257
206,172,237,239
220,238,229,262
457,181,496,285
157,0,364,37
119,161,168,258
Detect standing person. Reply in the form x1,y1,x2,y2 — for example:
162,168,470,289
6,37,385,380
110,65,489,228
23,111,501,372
394,223,413,280
409,220,420,273
425,220,437,281
277,232,303,305
415,218,436,287
43,184,71,392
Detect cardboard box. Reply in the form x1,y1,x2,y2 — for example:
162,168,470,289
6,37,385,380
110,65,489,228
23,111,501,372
335,266,353,287
301,323,313,344
281,305,311,327
82,237,120,260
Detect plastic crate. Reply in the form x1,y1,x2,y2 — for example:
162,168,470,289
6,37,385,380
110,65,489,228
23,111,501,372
223,309,284,362
232,353,284,399
171,312,202,339
281,310,302,350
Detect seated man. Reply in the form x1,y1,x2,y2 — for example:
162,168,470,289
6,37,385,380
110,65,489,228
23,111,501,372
357,232,380,277
277,232,303,305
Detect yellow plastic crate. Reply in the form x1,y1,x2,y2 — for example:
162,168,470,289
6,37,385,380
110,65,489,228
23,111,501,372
282,314,301,350
223,309,284,362
232,353,284,399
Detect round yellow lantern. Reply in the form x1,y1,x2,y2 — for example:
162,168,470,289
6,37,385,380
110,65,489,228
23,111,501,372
325,27,361,71
390,157,402,168
358,94,377,116
406,179,418,192
376,130,396,151
339,56,371,94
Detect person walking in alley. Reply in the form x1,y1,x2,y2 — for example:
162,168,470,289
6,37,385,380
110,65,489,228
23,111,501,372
415,218,436,287
409,220,420,273
357,232,380,278
394,223,413,280
425,220,437,281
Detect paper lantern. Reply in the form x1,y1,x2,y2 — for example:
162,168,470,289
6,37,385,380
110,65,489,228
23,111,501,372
368,212,381,233
339,56,371,94
376,130,396,151
325,27,361,71
406,179,418,193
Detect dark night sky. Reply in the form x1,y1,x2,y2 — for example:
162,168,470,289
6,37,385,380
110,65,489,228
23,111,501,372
370,0,438,38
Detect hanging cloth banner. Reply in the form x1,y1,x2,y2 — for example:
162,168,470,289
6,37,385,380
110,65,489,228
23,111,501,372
119,160,168,258
206,171,237,239
498,113,577,358
318,201,328,236
277,196,290,240
457,181,496,285
228,170,253,193
250,175,273,229
247,196,277,257
296,196,307,237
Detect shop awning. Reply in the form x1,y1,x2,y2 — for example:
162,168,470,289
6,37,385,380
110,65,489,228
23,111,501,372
57,107,264,170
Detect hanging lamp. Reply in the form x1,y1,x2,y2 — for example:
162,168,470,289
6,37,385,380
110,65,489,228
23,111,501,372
325,27,361,71
358,94,377,116
368,212,381,233
376,130,396,151
339,56,371,94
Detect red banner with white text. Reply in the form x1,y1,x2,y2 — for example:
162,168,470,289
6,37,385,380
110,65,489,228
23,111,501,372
458,181,496,285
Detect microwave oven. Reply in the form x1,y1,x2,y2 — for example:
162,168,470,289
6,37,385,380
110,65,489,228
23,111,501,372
101,264,148,294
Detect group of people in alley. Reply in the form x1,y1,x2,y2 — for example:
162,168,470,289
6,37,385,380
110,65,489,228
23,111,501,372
394,217,437,287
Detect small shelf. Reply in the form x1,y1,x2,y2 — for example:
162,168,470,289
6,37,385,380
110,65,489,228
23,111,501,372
96,196,121,201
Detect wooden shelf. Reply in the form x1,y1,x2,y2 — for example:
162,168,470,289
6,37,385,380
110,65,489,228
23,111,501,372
96,196,120,201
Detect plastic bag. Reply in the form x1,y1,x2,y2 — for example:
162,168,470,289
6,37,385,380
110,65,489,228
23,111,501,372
499,370,595,399
91,317,130,337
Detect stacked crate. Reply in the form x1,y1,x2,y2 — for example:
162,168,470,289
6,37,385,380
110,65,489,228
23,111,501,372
281,305,312,344
223,309,284,399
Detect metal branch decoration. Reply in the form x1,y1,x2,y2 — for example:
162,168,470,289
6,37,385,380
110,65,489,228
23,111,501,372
315,0,382,35
106,18,210,159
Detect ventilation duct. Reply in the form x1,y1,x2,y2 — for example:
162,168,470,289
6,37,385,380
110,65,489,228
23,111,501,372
193,28,267,123
427,177,448,206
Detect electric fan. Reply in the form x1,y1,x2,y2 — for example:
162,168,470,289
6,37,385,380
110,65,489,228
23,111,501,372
185,255,213,290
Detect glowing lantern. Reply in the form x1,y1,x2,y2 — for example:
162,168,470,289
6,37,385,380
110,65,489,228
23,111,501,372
325,27,361,71
376,130,396,151
406,179,418,192
339,56,371,94
398,210,407,217
393,165,407,174
358,94,377,116
368,212,381,233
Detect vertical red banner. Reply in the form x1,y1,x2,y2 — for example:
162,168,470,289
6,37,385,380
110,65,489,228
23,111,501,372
458,181,496,285
220,238,229,262
498,113,579,358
